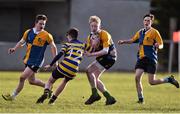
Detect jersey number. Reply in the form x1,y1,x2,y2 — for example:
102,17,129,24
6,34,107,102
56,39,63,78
68,49,83,62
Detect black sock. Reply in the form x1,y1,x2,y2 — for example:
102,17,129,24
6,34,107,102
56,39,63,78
51,95,57,101
92,88,98,96
43,88,50,98
139,97,144,102
44,89,50,94
103,91,111,99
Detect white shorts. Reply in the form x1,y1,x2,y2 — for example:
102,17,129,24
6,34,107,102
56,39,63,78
88,60,106,73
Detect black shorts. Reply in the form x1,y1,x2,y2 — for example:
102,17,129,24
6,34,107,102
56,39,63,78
52,68,73,81
25,64,40,73
96,54,116,70
135,57,157,74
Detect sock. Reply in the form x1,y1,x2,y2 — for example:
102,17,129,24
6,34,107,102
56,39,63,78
91,88,98,95
163,77,169,83
44,88,50,94
103,91,111,99
138,93,144,101
51,95,57,101
43,88,50,98
12,90,18,98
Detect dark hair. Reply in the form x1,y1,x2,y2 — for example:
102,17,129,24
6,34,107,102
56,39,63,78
35,14,47,23
66,27,79,39
143,14,154,21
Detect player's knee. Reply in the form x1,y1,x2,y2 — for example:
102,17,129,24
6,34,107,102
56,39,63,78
48,79,54,84
28,79,36,85
148,80,156,85
64,78,70,83
135,76,141,82
19,76,26,82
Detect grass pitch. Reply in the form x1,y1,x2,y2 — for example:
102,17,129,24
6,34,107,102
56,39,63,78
0,71,180,113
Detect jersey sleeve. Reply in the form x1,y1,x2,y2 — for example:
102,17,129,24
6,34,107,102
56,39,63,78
85,36,93,52
154,30,163,45
61,43,68,53
22,29,30,41
131,31,140,43
47,33,54,44
101,31,111,48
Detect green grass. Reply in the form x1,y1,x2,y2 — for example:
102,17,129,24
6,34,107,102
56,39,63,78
0,71,180,113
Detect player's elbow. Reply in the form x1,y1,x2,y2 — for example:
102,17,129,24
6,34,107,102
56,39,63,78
51,44,57,49
103,50,108,55
159,44,163,49
102,48,109,55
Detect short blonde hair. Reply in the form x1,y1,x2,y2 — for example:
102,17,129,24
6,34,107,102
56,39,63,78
143,14,154,21
89,15,101,25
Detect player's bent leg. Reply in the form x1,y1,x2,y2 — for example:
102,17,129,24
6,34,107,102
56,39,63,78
85,61,102,105
93,67,116,105
36,76,57,104
36,89,51,104
135,69,144,104
28,73,45,87
45,76,57,98
96,79,116,105
148,74,166,85
96,76,116,105
48,78,70,105
94,67,106,93
45,76,56,91
86,61,99,88
53,78,69,97
2,67,34,101
148,74,179,88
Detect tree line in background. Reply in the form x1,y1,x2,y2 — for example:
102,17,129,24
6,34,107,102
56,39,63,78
151,0,180,71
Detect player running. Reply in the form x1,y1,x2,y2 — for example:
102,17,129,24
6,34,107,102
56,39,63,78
118,14,179,104
2,14,57,101
36,28,85,105
84,15,117,105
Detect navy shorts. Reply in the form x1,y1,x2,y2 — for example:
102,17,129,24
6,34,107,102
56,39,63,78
135,57,157,74
25,64,40,73
96,54,116,70
52,68,73,81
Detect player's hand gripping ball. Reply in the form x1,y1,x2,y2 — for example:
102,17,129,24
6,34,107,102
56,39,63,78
90,34,100,52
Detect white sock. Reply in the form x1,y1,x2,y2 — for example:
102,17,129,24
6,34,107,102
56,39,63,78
163,77,169,83
11,90,18,98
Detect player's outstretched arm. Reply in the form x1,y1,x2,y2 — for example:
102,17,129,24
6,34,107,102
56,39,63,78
44,64,51,71
8,39,25,54
118,39,133,45
44,51,64,70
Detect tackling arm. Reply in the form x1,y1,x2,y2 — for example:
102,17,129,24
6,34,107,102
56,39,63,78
85,47,109,57
50,51,64,66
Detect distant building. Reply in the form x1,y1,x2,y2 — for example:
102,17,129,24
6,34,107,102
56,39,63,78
0,0,150,71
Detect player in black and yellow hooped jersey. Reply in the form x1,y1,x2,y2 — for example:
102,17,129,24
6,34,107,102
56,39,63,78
118,14,179,104
36,27,84,105
84,16,117,105
2,14,57,101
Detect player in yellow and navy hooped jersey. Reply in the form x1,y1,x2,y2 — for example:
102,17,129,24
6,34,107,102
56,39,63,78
118,14,179,104
2,14,57,101
36,27,85,104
